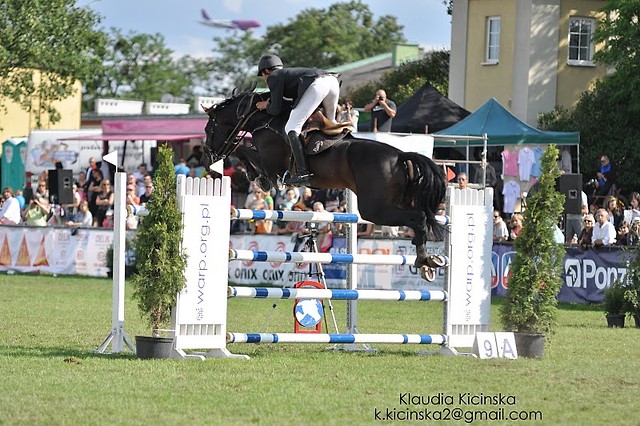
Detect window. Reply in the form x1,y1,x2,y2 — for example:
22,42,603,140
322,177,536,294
568,17,595,65
485,16,501,64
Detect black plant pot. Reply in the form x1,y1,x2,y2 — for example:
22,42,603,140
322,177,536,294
514,333,545,359
606,314,625,328
135,336,174,359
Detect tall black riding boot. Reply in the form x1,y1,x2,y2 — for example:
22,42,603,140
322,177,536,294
285,131,313,186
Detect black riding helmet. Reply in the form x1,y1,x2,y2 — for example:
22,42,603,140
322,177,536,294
257,54,283,76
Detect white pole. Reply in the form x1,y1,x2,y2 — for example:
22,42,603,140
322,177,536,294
96,171,134,353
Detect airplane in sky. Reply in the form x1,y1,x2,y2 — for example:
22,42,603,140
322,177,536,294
199,9,261,31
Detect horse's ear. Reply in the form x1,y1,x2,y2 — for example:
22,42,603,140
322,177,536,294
202,104,211,115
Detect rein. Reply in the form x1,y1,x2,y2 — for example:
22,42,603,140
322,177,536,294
212,92,262,161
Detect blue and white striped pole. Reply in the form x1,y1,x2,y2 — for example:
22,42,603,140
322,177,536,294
228,286,447,301
231,208,449,226
228,332,447,345
229,249,418,266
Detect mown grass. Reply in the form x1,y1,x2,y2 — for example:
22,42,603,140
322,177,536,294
1,274,639,425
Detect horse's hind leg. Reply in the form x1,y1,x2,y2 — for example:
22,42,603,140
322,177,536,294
359,204,431,268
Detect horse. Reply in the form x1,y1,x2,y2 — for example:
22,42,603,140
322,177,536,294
202,89,447,272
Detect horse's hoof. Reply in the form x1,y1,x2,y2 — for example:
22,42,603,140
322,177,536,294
256,176,271,192
425,254,448,269
420,266,436,282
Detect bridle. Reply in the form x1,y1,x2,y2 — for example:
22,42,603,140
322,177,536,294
206,92,262,162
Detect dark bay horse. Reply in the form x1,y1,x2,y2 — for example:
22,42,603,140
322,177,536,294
202,89,447,269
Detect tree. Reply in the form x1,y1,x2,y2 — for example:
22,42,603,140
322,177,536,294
346,50,450,108
131,145,187,336
82,29,193,111
539,1,640,195
261,0,405,69
501,145,566,336
442,0,453,15
190,31,265,97
0,0,104,126
592,0,640,115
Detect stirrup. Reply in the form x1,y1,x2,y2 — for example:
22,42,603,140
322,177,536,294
284,173,313,186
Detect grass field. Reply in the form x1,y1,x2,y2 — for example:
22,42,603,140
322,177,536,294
1,274,640,425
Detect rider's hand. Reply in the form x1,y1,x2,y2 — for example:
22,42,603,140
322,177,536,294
256,101,268,111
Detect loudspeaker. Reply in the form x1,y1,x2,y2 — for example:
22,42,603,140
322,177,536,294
558,173,583,215
48,169,74,205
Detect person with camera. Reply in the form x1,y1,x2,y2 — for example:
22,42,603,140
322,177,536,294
23,192,50,227
363,89,397,132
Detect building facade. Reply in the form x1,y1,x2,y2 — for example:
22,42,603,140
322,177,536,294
0,70,83,142
449,0,607,126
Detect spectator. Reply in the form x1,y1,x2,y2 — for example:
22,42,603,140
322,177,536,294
626,191,640,224
140,183,153,205
629,218,640,246
0,187,22,225
324,188,344,212
87,168,103,219
578,214,595,250
457,172,469,189
300,187,315,210
186,145,203,168
357,222,374,237
126,184,140,207
306,201,330,234
14,189,26,210
75,172,87,202
83,157,98,194
592,208,617,247
23,193,50,226
593,154,615,206
277,187,299,211
174,158,190,176
617,220,631,246
133,164,148,196
564,190,589,243
248,189,272,234
606,196,624,230
363,89,397,132
62,184,82,222
340,99,359,133
509,213,524,241
276,202,307,237
34,179,49,201
474,162,497,187
67,200,93,228
94,179,114,227
493,211,508,242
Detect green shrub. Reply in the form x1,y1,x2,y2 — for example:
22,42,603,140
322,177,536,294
501,145,566,334
130,146,187,336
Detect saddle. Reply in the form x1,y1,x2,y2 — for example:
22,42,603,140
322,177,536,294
301,110,352,155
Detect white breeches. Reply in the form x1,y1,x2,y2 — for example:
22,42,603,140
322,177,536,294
285,75,340,134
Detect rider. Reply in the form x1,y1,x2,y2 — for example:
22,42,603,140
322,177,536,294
255,54,340,186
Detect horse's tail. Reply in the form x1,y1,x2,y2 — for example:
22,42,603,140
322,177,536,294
400,152,447,234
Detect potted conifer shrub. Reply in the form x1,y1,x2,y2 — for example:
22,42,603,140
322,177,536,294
130,146,187,359
603,280,627,328
500,144,566,358
622,252,640,327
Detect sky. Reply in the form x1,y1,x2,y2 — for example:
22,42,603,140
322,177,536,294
83,0,452,58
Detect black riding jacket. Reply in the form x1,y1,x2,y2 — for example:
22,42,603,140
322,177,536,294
265,67,331,116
